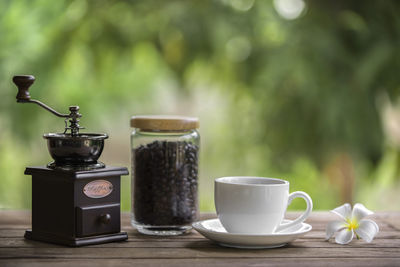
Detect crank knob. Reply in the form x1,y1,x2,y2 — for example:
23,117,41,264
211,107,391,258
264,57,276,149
13,75,35,102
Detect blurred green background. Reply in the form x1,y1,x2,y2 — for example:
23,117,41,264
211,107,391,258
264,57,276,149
1,0,400,212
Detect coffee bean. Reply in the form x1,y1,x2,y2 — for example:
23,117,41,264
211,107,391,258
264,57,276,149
132,140,199,226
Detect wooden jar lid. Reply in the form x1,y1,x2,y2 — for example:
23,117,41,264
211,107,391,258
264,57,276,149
130,115,199,130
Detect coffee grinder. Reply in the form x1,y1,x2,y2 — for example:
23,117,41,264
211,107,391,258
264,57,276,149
13,75,129,246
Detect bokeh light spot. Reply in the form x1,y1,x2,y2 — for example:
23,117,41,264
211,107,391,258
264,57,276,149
230,0,255,12
273,0,306,20
226,36,252,62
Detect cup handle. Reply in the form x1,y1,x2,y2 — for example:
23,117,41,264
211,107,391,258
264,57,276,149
275,191,313,232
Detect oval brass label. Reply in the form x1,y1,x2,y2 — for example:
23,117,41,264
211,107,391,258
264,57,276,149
83,180,113,198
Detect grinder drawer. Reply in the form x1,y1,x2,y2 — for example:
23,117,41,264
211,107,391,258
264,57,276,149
76,203,120,237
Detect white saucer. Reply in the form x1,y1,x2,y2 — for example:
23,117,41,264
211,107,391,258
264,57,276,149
192,218,312,249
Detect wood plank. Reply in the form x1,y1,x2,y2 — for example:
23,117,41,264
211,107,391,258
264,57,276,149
1,258,400,267
0,229,399,240
0,211,31,226
0,223,395,231
0,211,398,227
0,238,398,248
0,247,399,259
381,212,400,231
302,230,400,240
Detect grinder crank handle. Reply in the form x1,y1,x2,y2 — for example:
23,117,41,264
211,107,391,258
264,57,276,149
12,75,71,118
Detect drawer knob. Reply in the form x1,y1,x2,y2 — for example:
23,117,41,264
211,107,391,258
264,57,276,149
99,213,111,224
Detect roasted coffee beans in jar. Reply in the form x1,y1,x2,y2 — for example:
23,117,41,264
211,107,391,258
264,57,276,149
130,116,200,235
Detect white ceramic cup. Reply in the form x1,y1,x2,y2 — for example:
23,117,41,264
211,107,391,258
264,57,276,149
215,176,313,234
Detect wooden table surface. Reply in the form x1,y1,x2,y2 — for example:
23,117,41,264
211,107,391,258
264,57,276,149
0,211,399,267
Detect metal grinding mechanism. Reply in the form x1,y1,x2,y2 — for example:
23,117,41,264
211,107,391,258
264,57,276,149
13,75,108,170
13,75,129,246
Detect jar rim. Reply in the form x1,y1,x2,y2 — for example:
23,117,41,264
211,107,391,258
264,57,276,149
130,115,199,130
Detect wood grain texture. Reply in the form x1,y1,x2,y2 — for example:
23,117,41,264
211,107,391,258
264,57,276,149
1,258,399,267
0,238,398,248
0,211,398,267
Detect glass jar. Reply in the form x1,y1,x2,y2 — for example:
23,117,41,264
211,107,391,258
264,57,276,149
130,116,200,235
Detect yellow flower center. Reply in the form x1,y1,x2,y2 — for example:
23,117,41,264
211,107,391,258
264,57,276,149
347,218,359,230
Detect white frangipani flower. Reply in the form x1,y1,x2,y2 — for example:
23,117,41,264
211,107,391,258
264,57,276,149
326,203,379,245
